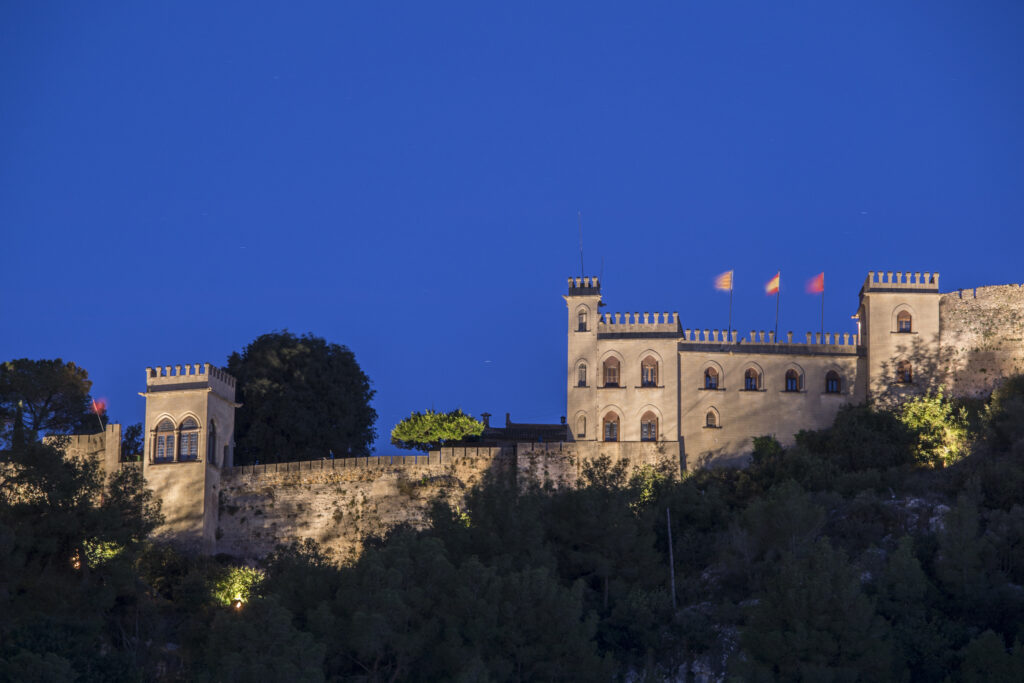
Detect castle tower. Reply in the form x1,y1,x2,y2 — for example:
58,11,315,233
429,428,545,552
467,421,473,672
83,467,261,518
141,363,238,554
857,271,941,402
565,277,601,441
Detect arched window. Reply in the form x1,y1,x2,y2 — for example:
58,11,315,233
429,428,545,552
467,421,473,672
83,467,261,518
640,411,658,441
744,368,760,391
705,410,719,428
603,358,620,387
577,363,587,387
825,371,841,394
603,413,619,442
704,367,719,390
578,310,587,332
576,415,586,439
785,369,801,392
896,361,913,384
207,419,218,463
641,357,658,387
896,311,912,333
180,417,199,461
155,418,175,462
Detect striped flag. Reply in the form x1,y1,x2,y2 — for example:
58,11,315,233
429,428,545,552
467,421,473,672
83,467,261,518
765,272,780,294
806,272,824,294
714,270,734,291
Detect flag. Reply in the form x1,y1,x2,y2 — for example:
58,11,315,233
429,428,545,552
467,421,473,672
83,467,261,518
714,270,734,291
807,272,824,294
765,272,780,294
91,398,107,415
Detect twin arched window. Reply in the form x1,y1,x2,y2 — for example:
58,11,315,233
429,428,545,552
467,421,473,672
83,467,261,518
603,358,621,387
153,416,203,463
897,311,912,333
825,371,841,394
641,357,658,387
640,412,658,441
784,369,802,392
744,368,761,391
704,367,719,390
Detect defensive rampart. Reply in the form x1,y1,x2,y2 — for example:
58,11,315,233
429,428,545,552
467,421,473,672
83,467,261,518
940,284,1024,398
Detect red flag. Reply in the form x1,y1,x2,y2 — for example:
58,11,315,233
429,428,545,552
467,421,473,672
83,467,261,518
91,398,107,415
806,272,824,294
765,272,780,295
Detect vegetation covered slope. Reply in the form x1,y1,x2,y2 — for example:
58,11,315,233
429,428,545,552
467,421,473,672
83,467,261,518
3,378,1024,680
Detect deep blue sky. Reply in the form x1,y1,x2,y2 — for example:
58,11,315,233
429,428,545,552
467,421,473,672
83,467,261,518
2,2,1022,451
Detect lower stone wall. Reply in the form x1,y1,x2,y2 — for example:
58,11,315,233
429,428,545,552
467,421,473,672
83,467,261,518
941,285,1024,398
215,447,513,561
213,443,681,560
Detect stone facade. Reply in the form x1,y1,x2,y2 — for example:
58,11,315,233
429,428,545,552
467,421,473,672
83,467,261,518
567,272,1024,468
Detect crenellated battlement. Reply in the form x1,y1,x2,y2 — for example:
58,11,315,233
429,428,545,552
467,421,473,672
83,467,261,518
145,362,237,395
862,270,940,292
677,328,860,353
567,276,601,296
597,311,679,333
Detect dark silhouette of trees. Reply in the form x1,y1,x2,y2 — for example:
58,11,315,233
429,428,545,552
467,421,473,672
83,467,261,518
227,331,376,463
0,358,101,445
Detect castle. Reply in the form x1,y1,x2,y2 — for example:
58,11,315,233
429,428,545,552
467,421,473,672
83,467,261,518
64,271,1024,558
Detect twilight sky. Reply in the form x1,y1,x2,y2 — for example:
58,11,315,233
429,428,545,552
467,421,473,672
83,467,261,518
2,2,1022,451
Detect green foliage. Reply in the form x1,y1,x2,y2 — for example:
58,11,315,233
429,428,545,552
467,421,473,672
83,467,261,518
227,331,377,463
212,565,265,606
390,408,484,452
796,403,917,472
899,389,970,466
982,374,1024,453
0,358,99,445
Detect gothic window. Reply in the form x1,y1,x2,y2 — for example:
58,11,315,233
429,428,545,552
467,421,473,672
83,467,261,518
896,360,913,384
641,357,658,387
577,363,587,387
825,371,841,394
705,410,719,428
785,369,801,392
576,415,586,439
578,310,587,332
640,412,658,441
704,367,719,390
207,419,218,463
180,417,199,461
603,358,620,387
603,413,619,442
744,368,760,391
155,418,175,463
897,311,912,333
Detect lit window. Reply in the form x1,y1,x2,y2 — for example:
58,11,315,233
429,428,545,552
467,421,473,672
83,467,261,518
640,412,658,441
825,371,841,394
744,368,759,391
897,361,913,384
180,417,199,461
603,358,620,387
705,410,718,428
704,367,719,390
155,418,175,462
897,311,912,333
785,370,801,392
603,413,619,442
577,363,587,387
641,357,658,387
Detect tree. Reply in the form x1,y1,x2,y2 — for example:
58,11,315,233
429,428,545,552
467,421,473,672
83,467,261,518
227,331,376,463
120,423,144,462
0,359,97,445
390,409,484,452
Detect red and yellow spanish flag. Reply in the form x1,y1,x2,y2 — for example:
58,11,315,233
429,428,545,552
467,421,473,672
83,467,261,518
765,272,780,294
91,397,107,415
714,270,734,291
806,272,824,294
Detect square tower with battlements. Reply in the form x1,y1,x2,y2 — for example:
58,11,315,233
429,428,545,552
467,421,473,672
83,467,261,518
141,363,238,553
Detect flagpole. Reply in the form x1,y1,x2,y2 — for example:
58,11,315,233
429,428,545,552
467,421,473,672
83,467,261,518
728,286,733,340
774,275,780,340
821,288,824,340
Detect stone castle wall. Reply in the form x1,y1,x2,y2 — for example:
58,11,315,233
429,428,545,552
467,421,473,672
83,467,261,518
214,443,679,560
940,284,1024,398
